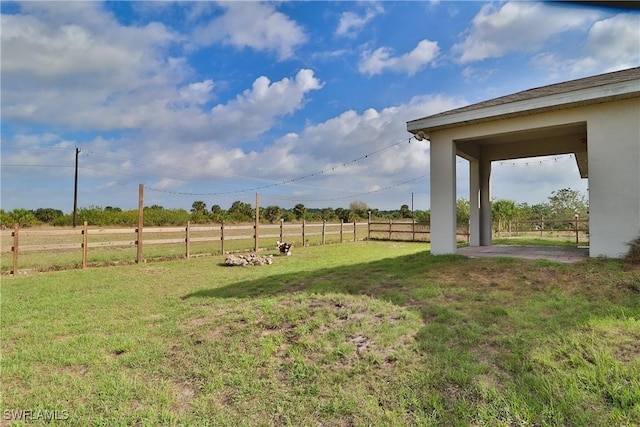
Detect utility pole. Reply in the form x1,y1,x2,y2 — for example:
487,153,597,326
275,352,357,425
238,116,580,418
73,147,80,228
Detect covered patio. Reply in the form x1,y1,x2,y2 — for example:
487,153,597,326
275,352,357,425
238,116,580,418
407,67,640,258
457,245,589,264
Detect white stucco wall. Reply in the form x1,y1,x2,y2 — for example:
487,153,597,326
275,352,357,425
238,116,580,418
586,98,640,257
429,136,458,254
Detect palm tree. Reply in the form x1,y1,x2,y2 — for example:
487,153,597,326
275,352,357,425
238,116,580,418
293,203,306,221
191,200,207,214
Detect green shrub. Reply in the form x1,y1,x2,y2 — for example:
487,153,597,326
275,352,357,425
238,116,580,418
625,234,640,264
2,209,39,227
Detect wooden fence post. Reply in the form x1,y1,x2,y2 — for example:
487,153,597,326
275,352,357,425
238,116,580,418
302,220,306,247
575,215,579,245
340,221,344,243
280,219,284,243
412,218,416,242
368,212,371,240
221,221,225,254
82,221,88,268
540,216,544,237
388,219,392,240
255,192,260,252
322,220,326,245
185,221,191,259
353,222,357,242
137,183,144,263
12,223,18,275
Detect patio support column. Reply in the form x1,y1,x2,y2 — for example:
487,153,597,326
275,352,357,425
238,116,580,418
479,155,492,246
469,159,480,246
430,136,457,254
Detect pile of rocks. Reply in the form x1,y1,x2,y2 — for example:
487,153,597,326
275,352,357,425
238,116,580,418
224,254,274,267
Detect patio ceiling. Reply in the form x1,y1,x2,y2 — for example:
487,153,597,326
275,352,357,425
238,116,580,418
455,122,588,177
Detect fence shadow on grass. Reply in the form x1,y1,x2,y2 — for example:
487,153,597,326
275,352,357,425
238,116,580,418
181,249,638,338
180,250,640,425
182,252,467,305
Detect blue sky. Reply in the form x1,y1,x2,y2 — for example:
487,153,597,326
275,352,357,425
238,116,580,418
1,1,638,213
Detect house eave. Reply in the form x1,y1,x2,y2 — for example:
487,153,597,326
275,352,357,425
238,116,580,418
407,79,640,136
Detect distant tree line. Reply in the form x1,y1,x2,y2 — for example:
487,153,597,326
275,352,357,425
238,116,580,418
456,188,588,231
1,188,587,229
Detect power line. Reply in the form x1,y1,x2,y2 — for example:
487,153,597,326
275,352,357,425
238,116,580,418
265,174,428,203
494,154,574,167
1,164,72,168
3,135,427,202
145,136,417,196
83,149,281,185
4,134,420,197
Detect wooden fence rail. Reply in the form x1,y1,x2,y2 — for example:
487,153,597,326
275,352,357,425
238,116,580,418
367,219,470,243
2,216,587,274
3,220,367,274
495,218,588,244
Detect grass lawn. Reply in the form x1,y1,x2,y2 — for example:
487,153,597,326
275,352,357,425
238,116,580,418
2,241,639,426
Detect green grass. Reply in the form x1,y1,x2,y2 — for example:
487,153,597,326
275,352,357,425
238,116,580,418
2,241,639,426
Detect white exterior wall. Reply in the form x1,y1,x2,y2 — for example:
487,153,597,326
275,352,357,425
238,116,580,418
586,98,640,257
469,160,480,246
427,97,640,258
429,136,458,254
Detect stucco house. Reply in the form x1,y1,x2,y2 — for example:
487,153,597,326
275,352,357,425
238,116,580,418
407,67,640,258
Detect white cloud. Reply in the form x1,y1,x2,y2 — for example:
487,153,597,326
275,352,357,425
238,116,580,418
0,4,178,79
453,2,601,63
583,14,640,71
185,93,465,206
1,3,319,138
205,69,324,142
461,66,497,82
178,80,215,106
92,69,326,181
359,39,440,76
224,94,465,182
491,155,588,205
335,5,384,37
66,92,464,206
192,2,306,60
1,4,188,131
532,13,640,78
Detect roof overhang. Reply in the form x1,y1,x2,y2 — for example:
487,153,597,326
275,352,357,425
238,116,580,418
407,77,640,137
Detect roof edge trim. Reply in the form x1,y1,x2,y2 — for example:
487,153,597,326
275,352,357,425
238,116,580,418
407,79,640,133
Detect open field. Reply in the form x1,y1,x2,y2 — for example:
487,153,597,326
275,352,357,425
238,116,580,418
1,223,584,274
2,241,639,426
0,223,369,273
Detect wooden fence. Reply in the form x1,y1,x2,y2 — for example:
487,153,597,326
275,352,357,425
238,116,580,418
495,218,588,243
2,216,587,274
2,220,368,274
367,219,470,243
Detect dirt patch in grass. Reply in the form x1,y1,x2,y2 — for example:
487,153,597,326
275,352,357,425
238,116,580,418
172,379,197,415
348,334,371,353
596,322,640,364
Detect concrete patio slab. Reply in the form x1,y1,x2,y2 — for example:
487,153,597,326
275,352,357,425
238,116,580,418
457,245,589,264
